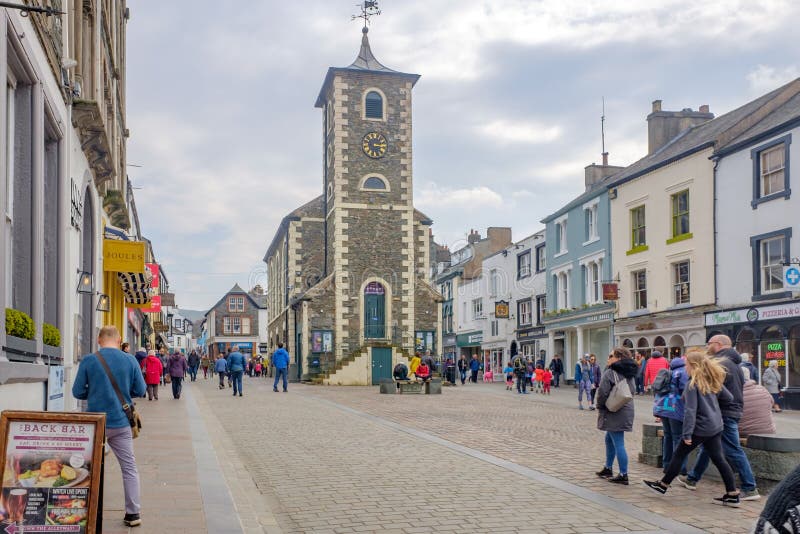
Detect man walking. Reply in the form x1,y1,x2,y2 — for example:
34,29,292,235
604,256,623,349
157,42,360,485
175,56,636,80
187,350,200,382
72,326,146,528
272,343,290,392
575,354,594,410
469,354,480,383
227,345,247,397
549,354,564,387
215,355,228,389
679,335,760,500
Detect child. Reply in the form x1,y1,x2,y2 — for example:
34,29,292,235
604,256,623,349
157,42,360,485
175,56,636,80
483,366,494,383
534,364,545,393
503,362,514,390
542,367,552,395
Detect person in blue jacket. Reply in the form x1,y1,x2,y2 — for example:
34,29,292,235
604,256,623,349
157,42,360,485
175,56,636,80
226,345,247,397
272,343,290,392
214,355,228,389
72,325,146,528
653,355,689,474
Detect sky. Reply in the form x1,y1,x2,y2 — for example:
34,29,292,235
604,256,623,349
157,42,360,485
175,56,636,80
126,0,800,311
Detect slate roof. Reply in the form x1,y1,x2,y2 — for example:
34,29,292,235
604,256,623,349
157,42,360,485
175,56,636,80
715,86,800,155
264,195,324,261
204,284,266,317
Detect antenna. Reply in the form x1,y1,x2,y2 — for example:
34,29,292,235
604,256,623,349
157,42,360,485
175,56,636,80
601,97,609,166
352,1,381,30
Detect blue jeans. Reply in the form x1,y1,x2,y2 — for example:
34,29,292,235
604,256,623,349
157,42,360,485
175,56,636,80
662,417,687,474
230,370,243,394
273,368,288,391
604,431,628,475
688,416,756,491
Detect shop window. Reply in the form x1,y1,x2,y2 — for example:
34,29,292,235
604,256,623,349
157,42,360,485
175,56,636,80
760,326,786,377
751,134,791,208
789,325,800,390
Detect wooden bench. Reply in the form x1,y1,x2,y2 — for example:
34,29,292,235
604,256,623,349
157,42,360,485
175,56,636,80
378,378,441,394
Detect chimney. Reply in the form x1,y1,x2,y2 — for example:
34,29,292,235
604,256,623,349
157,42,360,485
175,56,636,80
647,100,714,155
585,161,624,190
467,229,481,245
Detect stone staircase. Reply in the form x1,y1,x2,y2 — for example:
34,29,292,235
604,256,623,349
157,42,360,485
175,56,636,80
309,344,415,385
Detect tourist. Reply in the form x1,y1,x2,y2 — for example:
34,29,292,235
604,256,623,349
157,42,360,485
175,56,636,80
635,352,646,395
214,356,228,389
533,363,544,393
548,354,564,388
393,362,409,381
416,360,431,382
469,354,480,383
227,345,247,397
200,353,210,379
187,350,200,382
410,352,422,378
644,350,669,393
72,326,146,528
589,354,602,405
653,354,689,475
121,342,130,353
680,335,760,501
753,464,800,533
134,350,147,371
643,351,741,507
503,361,514,390
761,360,782,413
542,366,552,395
272,342,290,393
143,350,163,401
168,351,188,399
739,377,776,437
575,354,594,410
457,355,468,385
739,353,758,382
514,356,527,394
595,347,637,485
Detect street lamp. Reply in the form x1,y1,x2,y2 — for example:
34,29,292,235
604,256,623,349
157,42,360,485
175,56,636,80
96,294,110,312
76,271,93,294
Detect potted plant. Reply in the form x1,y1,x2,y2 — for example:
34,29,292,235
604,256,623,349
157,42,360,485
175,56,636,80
4,308,37,355
42,323,62,359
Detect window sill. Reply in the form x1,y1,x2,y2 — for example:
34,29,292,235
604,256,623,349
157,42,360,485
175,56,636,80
626,245,649,256
667,303,693,311
554,251,568,259
627,308,651,318
582,236,600,247
517,273,531,280
666,233,693,245
751,189,791,209
752,291,792,302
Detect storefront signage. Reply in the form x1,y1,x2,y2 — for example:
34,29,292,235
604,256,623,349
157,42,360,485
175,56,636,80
102,240,145,273
141,295,161,314
765,342,785,361
0,411,106,533
494,301,509,319
46,367,65,412
153,321,169,333
706,302,800,326
602,283,619,301
70,179,83,229
784,266,800,290
443,335,456,348
517,326,545,340
160,292,175,308
456,332,483,347
586,313,613,323
145,263,159,289
311,331,333,353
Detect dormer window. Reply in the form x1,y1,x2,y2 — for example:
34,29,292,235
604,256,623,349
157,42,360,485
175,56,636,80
364,90,384,120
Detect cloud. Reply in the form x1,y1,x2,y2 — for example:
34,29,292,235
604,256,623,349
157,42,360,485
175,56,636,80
416,184,504,210
746,64,800,95
478,119,562,145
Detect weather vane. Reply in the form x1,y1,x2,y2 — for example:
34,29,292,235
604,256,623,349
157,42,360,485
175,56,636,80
352,1,381,30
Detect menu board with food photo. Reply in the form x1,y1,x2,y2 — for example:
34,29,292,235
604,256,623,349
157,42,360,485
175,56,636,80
0,411,105,534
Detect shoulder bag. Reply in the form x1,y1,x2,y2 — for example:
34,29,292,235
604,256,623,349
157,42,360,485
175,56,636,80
96,351,142,438
606,371,633,412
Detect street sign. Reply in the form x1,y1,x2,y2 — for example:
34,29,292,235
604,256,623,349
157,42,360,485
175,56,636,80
784,266,800,290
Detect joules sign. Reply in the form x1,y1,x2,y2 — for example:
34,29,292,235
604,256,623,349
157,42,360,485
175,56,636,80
102,240,145,273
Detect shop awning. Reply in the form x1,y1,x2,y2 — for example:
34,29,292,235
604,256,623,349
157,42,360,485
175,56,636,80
117,271,153,305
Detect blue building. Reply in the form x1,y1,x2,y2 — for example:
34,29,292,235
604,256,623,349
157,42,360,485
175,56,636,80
541,162,622,379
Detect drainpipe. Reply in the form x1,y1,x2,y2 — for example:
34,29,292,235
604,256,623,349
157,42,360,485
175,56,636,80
712,157,719,308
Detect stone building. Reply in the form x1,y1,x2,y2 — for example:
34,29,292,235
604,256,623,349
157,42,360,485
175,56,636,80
263,27,441,385
205,284,267,359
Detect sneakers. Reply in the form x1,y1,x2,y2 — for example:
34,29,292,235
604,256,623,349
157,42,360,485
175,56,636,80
642,479,668,495
741,489,761,501
273,388,279,392
608,474,629,485
677,475,696,490
123,513,141,527
579,404,584,410
712,493,741,507
589,404,596,411
596,467,613,479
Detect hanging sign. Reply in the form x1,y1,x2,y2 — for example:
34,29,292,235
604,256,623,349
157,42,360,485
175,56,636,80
602,283,619,301
494,301,509,319
102,240,145,273
0,411,106,533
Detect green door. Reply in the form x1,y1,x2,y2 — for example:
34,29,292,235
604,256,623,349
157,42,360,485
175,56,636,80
364,282,386,338
371,347,392,384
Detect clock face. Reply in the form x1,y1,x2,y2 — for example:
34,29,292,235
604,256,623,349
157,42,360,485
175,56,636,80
362,132,388,159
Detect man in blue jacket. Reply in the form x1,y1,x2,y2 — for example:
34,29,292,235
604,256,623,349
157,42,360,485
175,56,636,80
226,345,247,397
72,325,146,528
272,343,290,392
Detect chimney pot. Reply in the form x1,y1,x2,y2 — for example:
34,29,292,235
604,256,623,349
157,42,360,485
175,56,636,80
602,152,609,166
699,104,709,113
652,99,662,112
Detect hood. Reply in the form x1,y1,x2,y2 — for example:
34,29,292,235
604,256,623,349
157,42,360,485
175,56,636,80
610,358,639,379
670,357,685,370
717,347,741,365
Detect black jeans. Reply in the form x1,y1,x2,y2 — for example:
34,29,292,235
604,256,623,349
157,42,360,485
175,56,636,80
516,375,527,393
146,384,158,400
218,372,226,388
662,433,736,493
171,376,183,398
553,372,561,387
470,370,478,383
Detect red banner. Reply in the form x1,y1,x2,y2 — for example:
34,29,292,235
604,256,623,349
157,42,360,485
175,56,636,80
141,295,161,314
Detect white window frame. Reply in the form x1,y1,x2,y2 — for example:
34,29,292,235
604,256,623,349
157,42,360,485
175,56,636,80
558,272,570,309
232,316,241,334
536,245,546,272
472,298,483,319
554,215,568,257
4,78,15,307
242,317,251,335
489,269,498,297
583,199,599,245
223,316,231,334
760,237,785,293
228,296,244,312
633,269,647,310
672,260,691,305
536,295,546,324
518,300,532,326
517,251,531,279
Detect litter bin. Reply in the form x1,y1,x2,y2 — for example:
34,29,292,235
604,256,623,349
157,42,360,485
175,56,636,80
445,364,456,384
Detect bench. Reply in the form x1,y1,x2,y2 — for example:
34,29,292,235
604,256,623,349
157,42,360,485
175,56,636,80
378,378,441,394
639,423,800,489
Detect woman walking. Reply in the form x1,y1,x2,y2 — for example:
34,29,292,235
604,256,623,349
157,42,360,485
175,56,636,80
168,351,188,399
643,351,741,507
653,354,689,475
143,350,163,401
595,347,638,484
762,360,782,412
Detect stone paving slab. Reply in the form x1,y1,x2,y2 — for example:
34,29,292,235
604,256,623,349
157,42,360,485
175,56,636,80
195,377,706,533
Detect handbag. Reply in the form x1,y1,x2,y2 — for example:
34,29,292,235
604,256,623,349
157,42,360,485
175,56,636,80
96,351,142,439
164,373,172,384
606,371,633,412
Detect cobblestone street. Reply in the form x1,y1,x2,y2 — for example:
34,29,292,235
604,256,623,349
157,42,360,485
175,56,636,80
182,376,787,533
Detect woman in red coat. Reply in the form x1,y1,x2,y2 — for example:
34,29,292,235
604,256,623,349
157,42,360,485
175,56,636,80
143,350,164,401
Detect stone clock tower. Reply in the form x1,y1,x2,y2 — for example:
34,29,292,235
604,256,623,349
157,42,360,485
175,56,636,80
264,25,441,385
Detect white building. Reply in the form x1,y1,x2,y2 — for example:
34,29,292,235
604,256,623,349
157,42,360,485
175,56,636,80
454,276,484,363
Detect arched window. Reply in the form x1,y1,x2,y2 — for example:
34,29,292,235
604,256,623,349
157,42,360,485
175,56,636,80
363,176,387,190
364,281,386,339
622,339,634,349
365,91,383,119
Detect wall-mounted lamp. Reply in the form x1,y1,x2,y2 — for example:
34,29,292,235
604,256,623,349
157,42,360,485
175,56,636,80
96,294,110,312
77,271,93,294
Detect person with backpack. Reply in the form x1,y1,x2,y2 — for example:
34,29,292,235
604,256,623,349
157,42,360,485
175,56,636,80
513,356,527,394
644,350,670,392
652,355,689,475
548,354,564,388
595,347,638,485
576,354,594,410
643,350,741,507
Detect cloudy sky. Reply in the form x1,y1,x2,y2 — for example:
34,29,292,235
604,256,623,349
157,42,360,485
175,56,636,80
126,0,800,311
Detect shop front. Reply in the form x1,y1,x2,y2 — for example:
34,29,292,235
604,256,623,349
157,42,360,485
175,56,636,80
614,307,710,359
481,340,504,380
544,305,614,380
705,301,800,409
457,331,483,363
442,334,457,360
517,326,547,363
